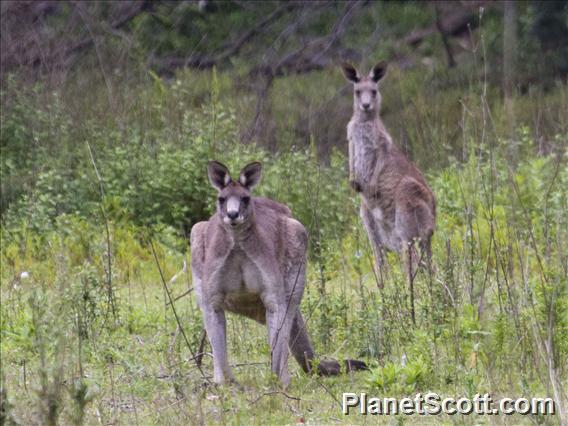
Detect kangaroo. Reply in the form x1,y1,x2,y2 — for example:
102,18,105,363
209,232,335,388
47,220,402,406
341,62,436,323
190,161,366,386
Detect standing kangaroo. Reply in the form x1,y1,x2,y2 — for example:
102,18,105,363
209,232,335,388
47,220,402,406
341,62,436,323
190,161,366,386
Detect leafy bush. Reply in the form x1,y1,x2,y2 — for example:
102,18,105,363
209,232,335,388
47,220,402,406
1,72,356,257
368,355,432,394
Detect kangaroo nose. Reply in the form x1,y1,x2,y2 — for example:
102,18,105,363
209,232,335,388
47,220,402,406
362,103,370,110
227,211,239,220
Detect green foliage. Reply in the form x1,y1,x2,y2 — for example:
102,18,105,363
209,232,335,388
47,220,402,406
2,124,567,424
368,355,431,395
1,72,355,257
1,3,568,422
132,2,276,61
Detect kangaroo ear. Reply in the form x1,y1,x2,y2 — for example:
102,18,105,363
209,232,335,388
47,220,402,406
207,161,231,190
369,61,387,83
239,162,262,190
341,62,360,83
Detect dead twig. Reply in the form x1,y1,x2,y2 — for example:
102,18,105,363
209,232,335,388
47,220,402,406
151,2,297,73
86,140,117,321
195,328,207,368
150,240,210,383
165,288,194,307
248,391,301,406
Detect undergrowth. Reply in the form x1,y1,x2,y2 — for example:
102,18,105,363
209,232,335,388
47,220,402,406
1,25,567,425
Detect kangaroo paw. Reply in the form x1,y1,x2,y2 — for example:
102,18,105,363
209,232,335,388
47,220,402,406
350,180,363,193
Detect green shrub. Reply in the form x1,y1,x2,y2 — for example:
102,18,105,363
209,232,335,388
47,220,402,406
2,73,356,255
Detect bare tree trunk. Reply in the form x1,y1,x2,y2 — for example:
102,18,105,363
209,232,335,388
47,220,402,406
503,1,517,145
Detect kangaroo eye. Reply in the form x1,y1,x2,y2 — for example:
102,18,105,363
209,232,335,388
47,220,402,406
355,90,361,96
371,90,377,96
218,197,226,204
242,196,250,205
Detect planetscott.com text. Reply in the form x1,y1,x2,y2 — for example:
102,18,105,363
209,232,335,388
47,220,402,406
342,392,555,416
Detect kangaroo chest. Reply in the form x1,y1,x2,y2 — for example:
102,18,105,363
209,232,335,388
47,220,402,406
350,122,378,184
219,246,266,296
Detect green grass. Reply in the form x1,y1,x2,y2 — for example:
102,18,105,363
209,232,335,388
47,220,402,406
1,139,566,423
1,8,567,421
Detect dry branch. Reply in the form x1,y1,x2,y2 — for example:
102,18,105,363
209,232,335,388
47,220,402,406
243,0,365,142
0,1,152,77
65,1,152,59
402,2,490,48
150,2,298,73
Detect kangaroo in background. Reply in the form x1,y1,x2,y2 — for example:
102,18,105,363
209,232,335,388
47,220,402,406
190,161,366,386
341,61,436,323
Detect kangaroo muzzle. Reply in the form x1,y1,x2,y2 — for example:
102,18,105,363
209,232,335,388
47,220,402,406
225,196,243,225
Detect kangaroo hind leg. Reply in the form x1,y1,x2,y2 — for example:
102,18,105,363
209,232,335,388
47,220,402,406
360,203,386,287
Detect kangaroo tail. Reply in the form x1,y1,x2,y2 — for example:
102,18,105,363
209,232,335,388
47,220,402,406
290,311,368,375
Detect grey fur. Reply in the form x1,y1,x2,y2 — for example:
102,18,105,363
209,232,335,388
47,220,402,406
191,161,366,386
342,62,436,277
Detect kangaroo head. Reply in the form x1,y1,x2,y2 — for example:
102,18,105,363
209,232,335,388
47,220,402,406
341,61,387,115
207,161,262,228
